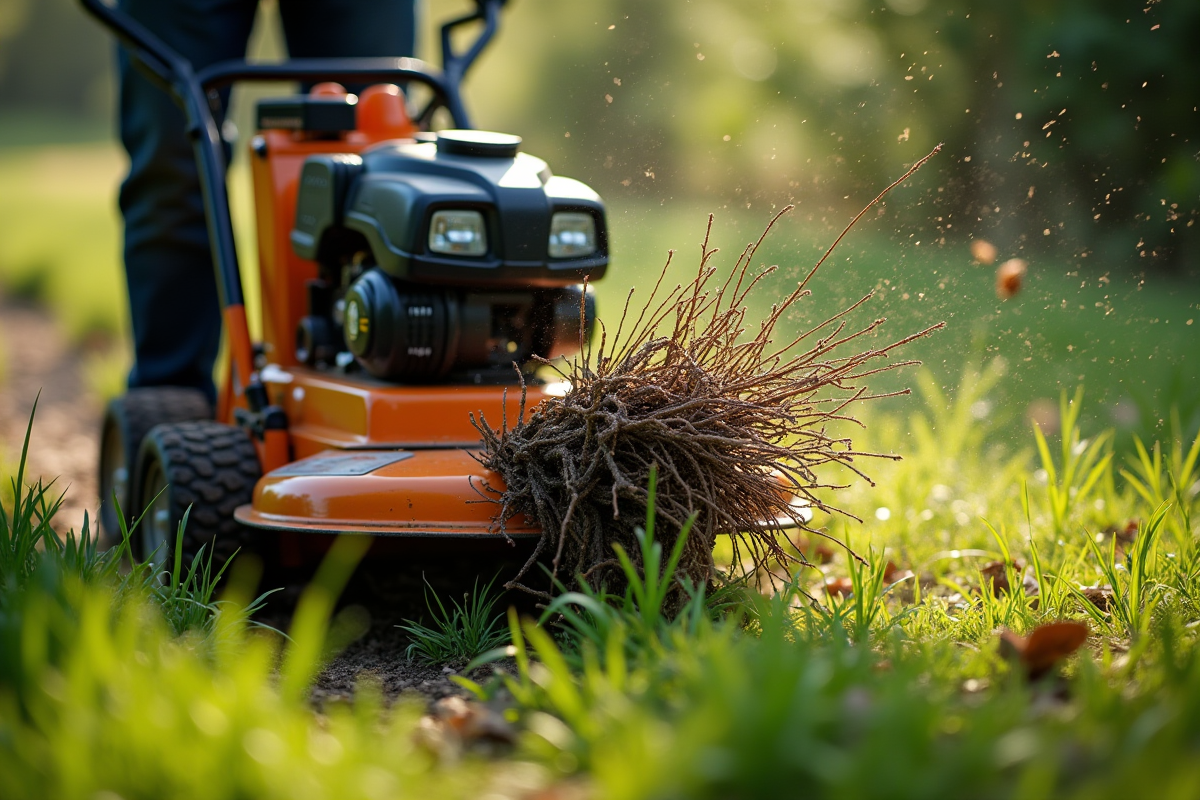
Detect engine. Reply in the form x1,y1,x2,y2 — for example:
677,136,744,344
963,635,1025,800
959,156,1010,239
288,128,606,382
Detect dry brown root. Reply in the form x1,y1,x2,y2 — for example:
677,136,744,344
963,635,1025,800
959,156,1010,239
472,146,944,603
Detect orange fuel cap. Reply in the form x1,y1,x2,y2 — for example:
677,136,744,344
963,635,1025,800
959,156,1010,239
357,84,415,139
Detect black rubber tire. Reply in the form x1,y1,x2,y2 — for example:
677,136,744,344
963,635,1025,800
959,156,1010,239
134,420,263,567
98,387,212,545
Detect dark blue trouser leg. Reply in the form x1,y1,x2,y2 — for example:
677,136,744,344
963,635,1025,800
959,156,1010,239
118,0,415,403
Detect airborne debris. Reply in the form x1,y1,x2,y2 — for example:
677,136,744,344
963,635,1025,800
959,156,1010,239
473,147,944,602
996,258,1028,299
970,238,998,265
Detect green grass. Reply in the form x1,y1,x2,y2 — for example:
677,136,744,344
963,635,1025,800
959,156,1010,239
451,378,1200,798
398,575,511,665
1,408,499,798
3,365,1200,797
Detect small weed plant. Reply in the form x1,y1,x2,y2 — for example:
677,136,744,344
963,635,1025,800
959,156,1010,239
398,574,511,664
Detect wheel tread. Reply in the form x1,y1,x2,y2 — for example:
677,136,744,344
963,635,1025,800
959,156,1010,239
136,420,265,565
98,387,211,543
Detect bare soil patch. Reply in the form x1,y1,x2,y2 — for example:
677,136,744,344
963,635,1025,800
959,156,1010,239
0,295,100,530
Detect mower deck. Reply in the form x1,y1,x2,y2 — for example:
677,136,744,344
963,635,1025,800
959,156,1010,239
232,365,549,537
236,446,536,537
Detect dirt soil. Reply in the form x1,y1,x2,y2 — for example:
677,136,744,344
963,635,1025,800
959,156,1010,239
0,295,100,530
0,297,528,705
305,551,540,706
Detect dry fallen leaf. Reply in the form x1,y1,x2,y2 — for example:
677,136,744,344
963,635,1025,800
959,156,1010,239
980,559,1024,595
1108,519,1140,545
825,576,854,598
999,621,1089,680
813,543,835,564
883,560,914,585
1079,585,1114,612
996,258,1028,299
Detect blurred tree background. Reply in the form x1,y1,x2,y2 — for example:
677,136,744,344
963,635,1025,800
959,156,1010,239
466,0,1199,272
2,0,1196,269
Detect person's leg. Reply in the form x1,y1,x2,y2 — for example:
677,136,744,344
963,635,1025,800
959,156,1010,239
279,0,416,71
117,0,258,402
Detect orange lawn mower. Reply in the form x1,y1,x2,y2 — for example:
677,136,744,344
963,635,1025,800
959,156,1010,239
85,0,607,568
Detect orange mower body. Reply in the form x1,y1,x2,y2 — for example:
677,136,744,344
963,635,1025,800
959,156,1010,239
88,0,604,564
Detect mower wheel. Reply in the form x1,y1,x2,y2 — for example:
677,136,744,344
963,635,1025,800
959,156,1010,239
134,420,262,568
98,387,211,545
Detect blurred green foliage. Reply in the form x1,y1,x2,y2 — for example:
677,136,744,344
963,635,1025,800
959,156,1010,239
0,0,1195,428
465,0,1200,271
0,0,113,129
2,0,1197,268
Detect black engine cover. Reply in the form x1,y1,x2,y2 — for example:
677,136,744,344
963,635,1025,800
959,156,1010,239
291,131,608,288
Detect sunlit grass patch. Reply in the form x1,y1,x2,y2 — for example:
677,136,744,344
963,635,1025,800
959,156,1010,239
3,366,1200,798
0,144,126,341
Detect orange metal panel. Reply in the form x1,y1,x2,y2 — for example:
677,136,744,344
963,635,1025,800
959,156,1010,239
259,364,548,453
236,448,536,536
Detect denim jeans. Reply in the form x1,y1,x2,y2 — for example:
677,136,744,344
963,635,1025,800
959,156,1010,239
117,0,416,402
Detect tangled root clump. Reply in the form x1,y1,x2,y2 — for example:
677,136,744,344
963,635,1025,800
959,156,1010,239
472,148,943,602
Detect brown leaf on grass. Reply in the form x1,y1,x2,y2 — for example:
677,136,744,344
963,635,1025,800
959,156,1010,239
825,576,854,598
1102,519,1139,547
999,621,1089,680
980,559,1024,594
813,543,836,564
1079,584,1114,612
995,258,1027,299
883,560,914,585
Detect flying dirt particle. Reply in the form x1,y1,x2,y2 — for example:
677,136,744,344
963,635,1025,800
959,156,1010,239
604,94,613,104
970,238,998,264
996,258,1027,299
723,134,731,141
1015,112,1023,119
898,127,910,142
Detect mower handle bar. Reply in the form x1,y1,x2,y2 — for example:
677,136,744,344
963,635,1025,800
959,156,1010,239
77,0,505,413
